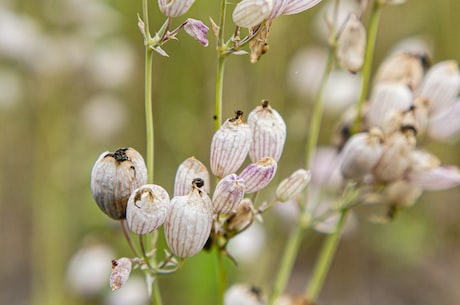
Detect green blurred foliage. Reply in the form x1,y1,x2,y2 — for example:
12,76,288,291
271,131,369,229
1,0,460,305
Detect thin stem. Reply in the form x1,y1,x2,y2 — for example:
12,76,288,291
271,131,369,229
216,249,227,305
352,0,382,133
215,54,226,130
120,220,141,257
304,209,349,304
152,280,163,305
145,47,155,183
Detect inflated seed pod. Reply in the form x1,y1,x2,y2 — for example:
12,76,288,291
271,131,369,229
174,156,210,196
232,0,272,28
126,184,170,234
225,198,255,236
110,258,132,291
336,13,366,73
212,174,245,214
158,0,195,18
210,111,252,179
275,168,311,202
90,147,148,220
164,178,213,258
239,157,277,193
247,100,287,163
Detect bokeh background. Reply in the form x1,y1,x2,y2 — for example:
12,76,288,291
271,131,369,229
1,0,460,304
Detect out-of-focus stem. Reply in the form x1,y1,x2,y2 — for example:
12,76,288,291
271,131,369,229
215,54,226,130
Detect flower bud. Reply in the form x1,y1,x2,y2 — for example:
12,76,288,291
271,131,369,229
184,18,209,47
340,128,385,180
336,13,366,73
210,111,252,179
367,83,413,133
232,0,273,28
418,60,460,115
212,174,245,214
428,101,460,141
164,179,213,258
126,184,171,235
276,169,311,202
248,100,287,162
158,0,195,17
110,258,132,291
239,157,277,193
174,157,210,196
226,198,255,234
90,148,148,220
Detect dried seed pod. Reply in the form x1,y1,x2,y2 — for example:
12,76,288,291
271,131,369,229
158,0,195,17
174,156,210,196
212,174,245,214
210,111,252,179
239,157,277,193
232,0,273,28
276,169,311,202
90,148,148,220
247,100,287,162
340,128,385,180
226,198,255,235
126,184,170,235
383,180,422,208
110,258,132,291
336,13,366,73
164,179,213,258
418,60,460,115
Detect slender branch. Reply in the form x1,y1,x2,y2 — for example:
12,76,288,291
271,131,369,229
216,249,227,305
215,54,226,130
120,220,141,257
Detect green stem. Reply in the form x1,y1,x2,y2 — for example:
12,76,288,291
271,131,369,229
216,249,227,305
352,0,382,133
145,47,155,183
152,280,163,305
215,54,226,130
305,209,349,304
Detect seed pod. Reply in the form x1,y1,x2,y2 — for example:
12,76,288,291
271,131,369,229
340,128,385,180
110,258,132,291
158,0,195,17
232,0,273,28
212,174,245,214
428,102,460,141
126,184,170,235
164,179,213,258
239,157,277,193
210,111,252,179
90,148,148,220
336,13,366,73
248,100,287,163
225,198,255,235
383,180,422,208
276,169,311,202
174,157,210,196
418,60,460,115
407,165,460,191
224,284,265,305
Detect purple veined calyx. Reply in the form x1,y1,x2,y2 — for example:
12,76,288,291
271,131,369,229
239,157,278,193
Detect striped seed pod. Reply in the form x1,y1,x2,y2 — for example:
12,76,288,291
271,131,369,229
90,147,148,220
275,168,311,202
212,174,245,214
158,0,195,18
210,111,252,179
225,198,255,235
336,13,366,73
232,0,273,28
164,178,213,258
126,184,171,235
239,157,277,193
248,100,287,163
174,156,210,196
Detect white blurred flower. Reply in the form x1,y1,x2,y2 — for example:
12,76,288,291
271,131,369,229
224,284,265,305
67,243,114,297
227,222,266,263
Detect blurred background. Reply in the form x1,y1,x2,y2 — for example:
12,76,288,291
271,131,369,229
1,0,460,304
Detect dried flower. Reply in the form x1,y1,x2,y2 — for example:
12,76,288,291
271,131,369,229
276,169,311,202
90,148,148,220
226,198,255,236
212,174,245,214
210,111,252,179
126,184,171,235
174,156,210,196
247,100,287,162
164,179,213,258
158,0,195,18
110,258,132,291
183,18,209,47
336,13,366,73
384,180,422,208
239,157,277,193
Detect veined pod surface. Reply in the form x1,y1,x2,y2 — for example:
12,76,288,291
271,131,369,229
158,0,195,17
276,168,311,202
248,100,286,163
225,198,255,235
336,13,366,73
232,0,273,28
239,157,277,193
164,179,213,258
174,156,210,196
212,174,245,214
90,147,148,220
210,111,252,179
110,258,132,291
126,184,171,235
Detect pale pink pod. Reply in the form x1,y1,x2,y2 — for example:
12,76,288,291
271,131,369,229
212,174,245,214
183,18,209,47
239,157,277,193
336,13,366,73
210,111,252,179
232,0,273,28
266,0,289,20
90,147,148,220
158,0,195,17
110,258,132,291
428,101,460,141
282,0,323,15
164,179,213,258
248,100,287,163
126,184,171,235
407,165,460,191
174,156,210,196
276,169,311,202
